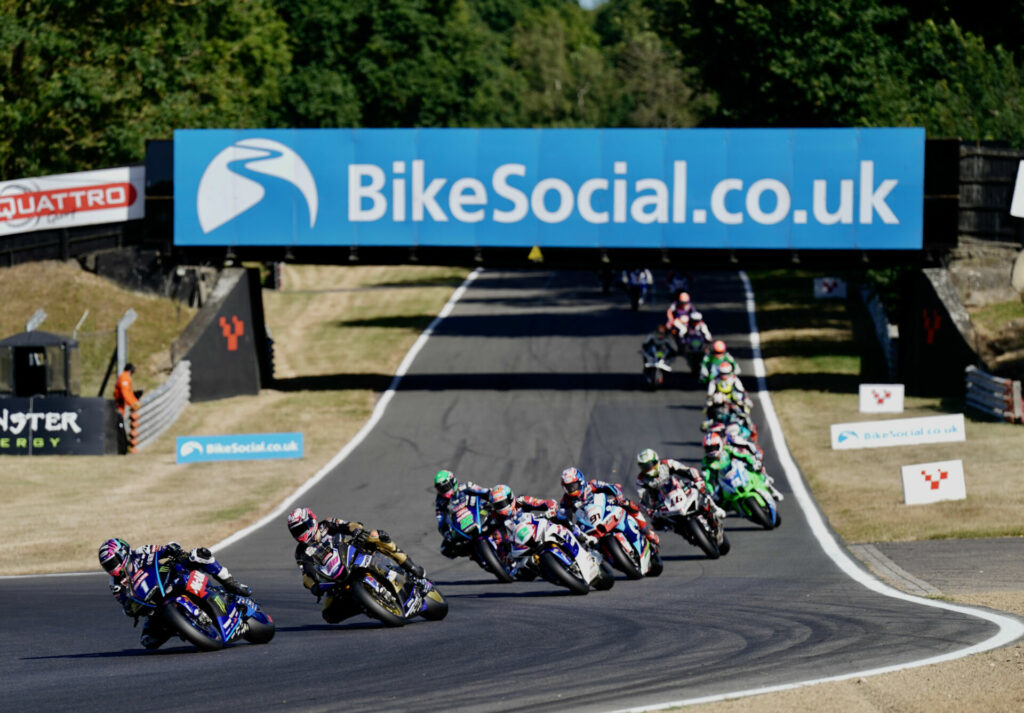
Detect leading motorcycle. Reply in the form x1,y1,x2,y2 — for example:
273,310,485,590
122,549,274,652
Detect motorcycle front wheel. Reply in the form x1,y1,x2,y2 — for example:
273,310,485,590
683,517,720,559
351,581,407,627
538,551,589,595
605,537,643,579
242,611,276,644
419,587,449,621
474,538,515,583
162,595,224,652
745,498,775,530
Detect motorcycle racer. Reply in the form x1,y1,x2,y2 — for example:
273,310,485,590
287,507,425,621
665,290,694,327
433,469,497,559
641,323,678,364
635,448,726,522
699,340,740,384
559,467,659,545
98,538,251,649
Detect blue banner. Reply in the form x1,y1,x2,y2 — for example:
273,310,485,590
173,128,924,250
176,432,303,463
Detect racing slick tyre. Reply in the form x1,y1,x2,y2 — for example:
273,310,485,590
351,581,407,627
242,612,275,644
745,498,775,530
419,588,449,621
718,533,732,556
592,560,616,591
647,549,664,577
684,518,720,559
474,539,515,584
161,595,225,652
605,537,643,580
538,551,590,595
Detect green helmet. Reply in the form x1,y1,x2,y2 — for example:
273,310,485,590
434,469,457,495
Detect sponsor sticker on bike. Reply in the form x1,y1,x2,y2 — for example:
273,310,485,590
186,571,208,597
830,413,964,450
900,459,966,505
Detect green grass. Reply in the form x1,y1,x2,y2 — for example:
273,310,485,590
747,269,1024,543
969,298,1024,331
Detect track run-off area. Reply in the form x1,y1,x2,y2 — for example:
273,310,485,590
2,269,1020,713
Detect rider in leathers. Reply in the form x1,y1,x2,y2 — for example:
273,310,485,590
98,539,251,649
433,469,496,559
558,467,659,545
635,449,726,523
287,507,424,623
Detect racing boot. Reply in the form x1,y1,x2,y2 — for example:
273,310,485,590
220,575,252,597
401,557,425,579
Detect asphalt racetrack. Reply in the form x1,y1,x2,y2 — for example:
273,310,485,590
1,269,999,712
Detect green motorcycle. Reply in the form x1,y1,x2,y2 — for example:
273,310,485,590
715,457,781,530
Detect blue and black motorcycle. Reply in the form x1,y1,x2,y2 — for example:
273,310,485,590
445,489,515,583
122,549,274,652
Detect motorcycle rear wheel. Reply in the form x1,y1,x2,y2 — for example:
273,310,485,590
592,560,616,591
745,498,775,530
538,551,589,595
351,581,407,627
683,517,720,559
162,595,224,652
474,539,515,583
605,537,643,579
718,533,732,556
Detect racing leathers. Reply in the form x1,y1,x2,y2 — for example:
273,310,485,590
641,328,678,363
702,445,782,502
699,351,740,385
294,517,423,621
560,479,658,545
435,481,495,559
637,459,725,523
107,543,250,649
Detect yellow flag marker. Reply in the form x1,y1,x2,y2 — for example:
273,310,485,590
528,245,544,262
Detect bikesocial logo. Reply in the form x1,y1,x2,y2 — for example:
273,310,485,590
196,138,318,234
179,440,204,458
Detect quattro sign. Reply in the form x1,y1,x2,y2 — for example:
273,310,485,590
174,128,924,250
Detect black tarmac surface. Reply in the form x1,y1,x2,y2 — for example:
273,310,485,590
0,269,1001,712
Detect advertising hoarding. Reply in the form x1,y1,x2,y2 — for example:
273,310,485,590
830,413,965,450
0,166,145,236
174,128,924,250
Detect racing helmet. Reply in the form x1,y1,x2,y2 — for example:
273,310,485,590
712,339,727,355
689,310,703,324
98,538,131,577
717,361,734,376
560,467,586,498
434,469,457,496
703,431,724,453
678,291,691,304
287,506,318,543
490,484,516,517
716,375,736,394
636,448,660,480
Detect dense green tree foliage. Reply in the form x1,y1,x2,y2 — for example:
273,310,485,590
2,0,1024,179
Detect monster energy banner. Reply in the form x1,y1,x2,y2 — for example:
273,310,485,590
0,396,122,455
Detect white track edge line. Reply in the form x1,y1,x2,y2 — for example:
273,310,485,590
607,270,1024,713
0,267,483,581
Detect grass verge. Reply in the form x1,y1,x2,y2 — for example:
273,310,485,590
0,262,469,575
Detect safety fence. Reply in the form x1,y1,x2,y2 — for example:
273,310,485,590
964,365,1022,423
127,360,191,452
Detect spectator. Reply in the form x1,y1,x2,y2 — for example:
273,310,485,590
114,363,141,417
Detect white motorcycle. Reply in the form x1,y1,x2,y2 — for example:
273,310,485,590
508,515,615,595
653,477,731,559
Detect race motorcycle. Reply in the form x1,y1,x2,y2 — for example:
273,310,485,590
679,329,710,375
574,493,663,579
641,346,673,390
444,489,515,583
122,549,274,652
306,534,448,626
508,515,615,595
651,478,730,559
717,458,781,530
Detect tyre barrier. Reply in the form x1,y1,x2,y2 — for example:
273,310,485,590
964,365,1022,423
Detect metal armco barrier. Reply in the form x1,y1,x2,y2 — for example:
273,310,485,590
128,360,191,452
964,365,1022,423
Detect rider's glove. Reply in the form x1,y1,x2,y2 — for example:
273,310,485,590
376,529,391,543
350,527,368,544
163,542,186,562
